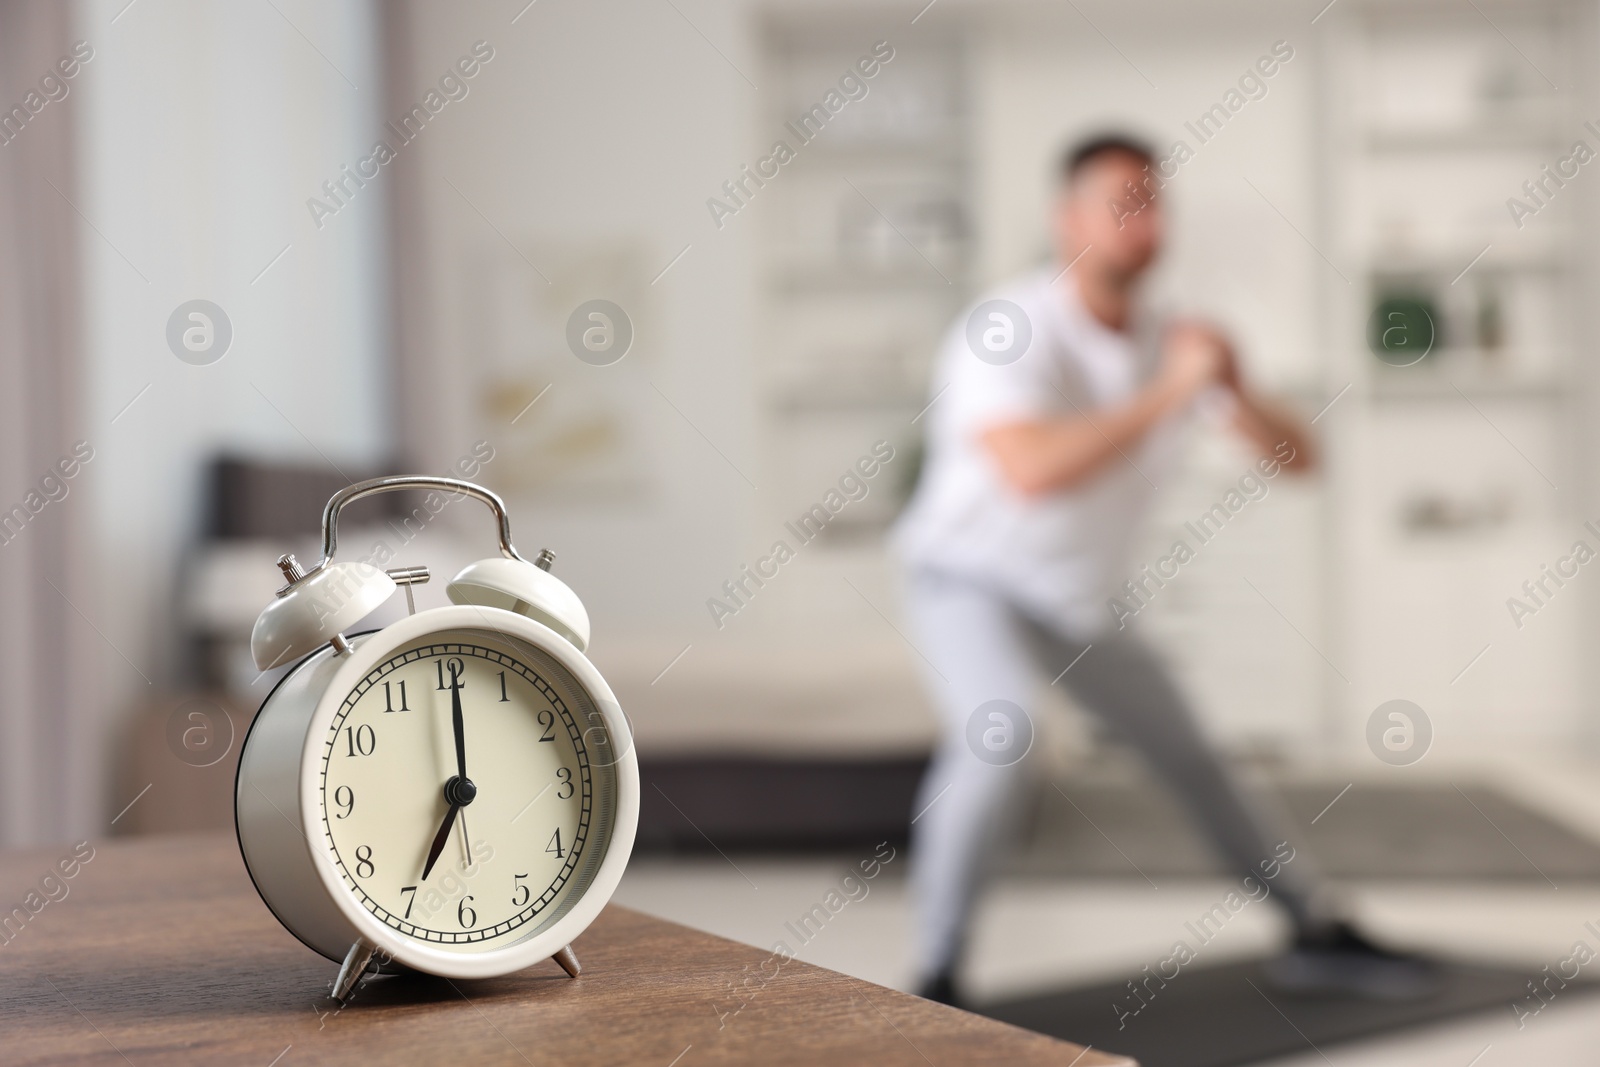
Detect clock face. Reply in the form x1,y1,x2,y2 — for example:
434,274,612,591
317,628,621,954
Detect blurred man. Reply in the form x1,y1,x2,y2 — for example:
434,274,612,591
894,135,1429,1006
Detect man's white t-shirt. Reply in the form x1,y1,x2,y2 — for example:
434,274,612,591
893,266,1192,637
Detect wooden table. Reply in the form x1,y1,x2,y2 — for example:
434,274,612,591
0,834,1131,1065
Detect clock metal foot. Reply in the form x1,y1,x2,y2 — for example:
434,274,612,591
552,944,580,978
332,937,378,1003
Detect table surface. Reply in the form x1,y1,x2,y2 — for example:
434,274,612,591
0,834,1131,1066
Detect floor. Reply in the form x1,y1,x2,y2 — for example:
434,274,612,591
612,749,1600,1065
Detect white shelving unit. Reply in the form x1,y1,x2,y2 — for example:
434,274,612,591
755,23,972,538
1321,0,1596,748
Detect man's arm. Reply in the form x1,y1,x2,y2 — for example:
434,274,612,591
1229,389,1316,472
1208,325,1317,472
979,326,1221,496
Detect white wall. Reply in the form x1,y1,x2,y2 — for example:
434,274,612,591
399,0,759,634
76,0,391,811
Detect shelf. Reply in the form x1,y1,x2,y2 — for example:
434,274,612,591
782,138,967,168
1364,125,1568,153
769,265,964,294
1366,361,1568,401
1365,248,1567,279
769,391,925,415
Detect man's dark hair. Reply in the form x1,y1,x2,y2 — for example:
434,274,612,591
1060,133,1155,184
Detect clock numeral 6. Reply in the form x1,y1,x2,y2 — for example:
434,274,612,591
458,894,477,929
342,723,376,757
354,845,375,879
333,785,355,819
513,873,530,907
556,767,573,799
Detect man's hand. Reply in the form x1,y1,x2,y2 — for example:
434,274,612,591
1166,319,1317,473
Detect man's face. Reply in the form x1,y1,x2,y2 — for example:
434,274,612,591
1053,150,1164,281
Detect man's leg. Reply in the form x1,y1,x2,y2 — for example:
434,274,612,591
1044,627,1438,996
1042,628,1334,932
904,571,1040,996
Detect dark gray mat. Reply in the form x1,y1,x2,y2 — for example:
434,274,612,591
979,956,1597,1067
635,756,1600,882
1013,781,1600,882
637,757,925,852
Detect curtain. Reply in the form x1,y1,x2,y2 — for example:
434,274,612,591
378,1,442,470
0,0,97,845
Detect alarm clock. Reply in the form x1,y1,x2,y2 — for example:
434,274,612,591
235,476,638,1002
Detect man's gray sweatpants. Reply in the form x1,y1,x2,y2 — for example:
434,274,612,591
904,568,1330,979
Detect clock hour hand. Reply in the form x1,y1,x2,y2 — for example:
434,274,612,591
420,801,460,882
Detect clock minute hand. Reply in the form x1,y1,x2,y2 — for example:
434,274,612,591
449,664,468,782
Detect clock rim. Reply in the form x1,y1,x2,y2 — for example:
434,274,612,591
296,603,639,979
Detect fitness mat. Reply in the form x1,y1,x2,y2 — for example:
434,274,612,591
978,955,1599,1067
1013,781,1600,882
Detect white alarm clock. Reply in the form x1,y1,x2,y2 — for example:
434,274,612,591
235,476,638,1001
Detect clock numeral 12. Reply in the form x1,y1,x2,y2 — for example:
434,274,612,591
383,679,410,713
436,658,465,690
